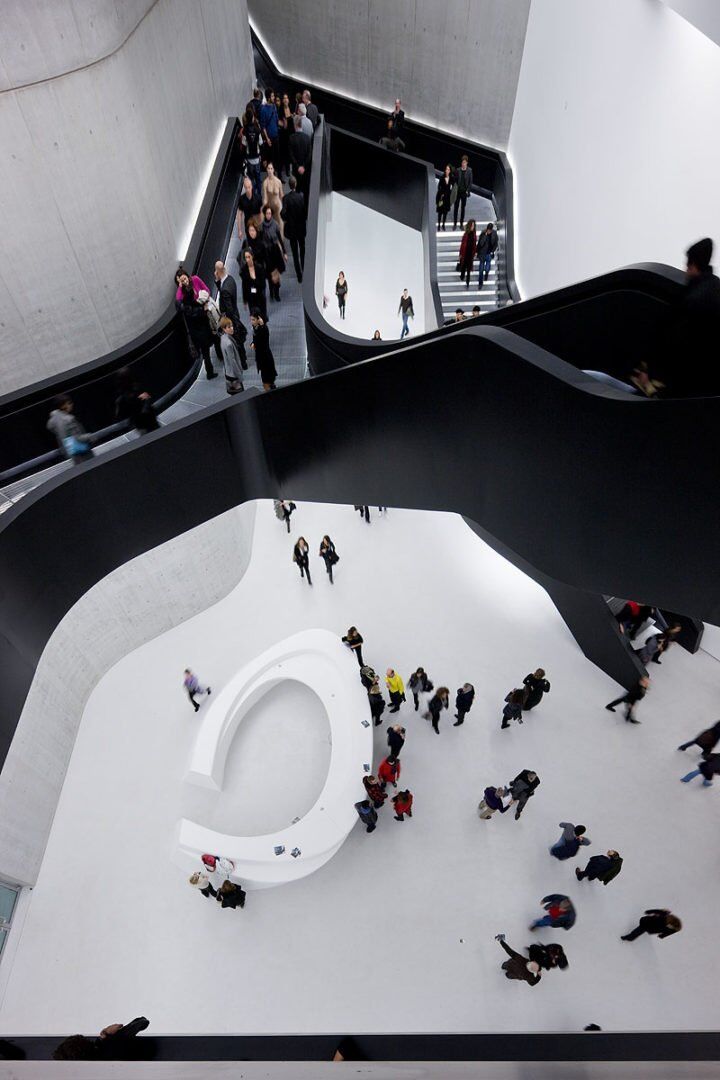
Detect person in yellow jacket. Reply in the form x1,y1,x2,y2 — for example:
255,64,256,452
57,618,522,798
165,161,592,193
386,668,406,713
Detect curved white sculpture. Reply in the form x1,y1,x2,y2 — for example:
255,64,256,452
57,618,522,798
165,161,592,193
173,629,373,889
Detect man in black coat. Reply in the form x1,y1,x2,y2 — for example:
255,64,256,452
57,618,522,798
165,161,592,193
575,850,623,885
214,262,248,369
302,89,319,129
281,176,307,281
509,769,540,820
289,115,312,199
454,682,475,726
389,98,405,138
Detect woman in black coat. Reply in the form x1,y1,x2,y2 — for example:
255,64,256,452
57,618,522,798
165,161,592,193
621,909,681,941
407,667,434,711
368,681,386,726
436,164,453,231
240,250,268,321
177,281,217,379
216,880,246,909
319,535,338,583
426,687,449,734
292,536,312,585
250,311,277,390
523,669,550,711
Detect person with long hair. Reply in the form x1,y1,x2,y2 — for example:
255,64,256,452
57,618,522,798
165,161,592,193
319,534,338,583
363,774,387,810
342,627,364,666
240,250,267,321
458,219,477,288
436,164,453,230
250,310,277,390
426,687,450,734
261,204,287,302
277,91,294,179
176,274,217,379
501,688,526,729
292,536,312,585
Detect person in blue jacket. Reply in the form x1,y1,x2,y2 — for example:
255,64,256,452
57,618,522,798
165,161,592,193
529,894,576,932
550,822,590,861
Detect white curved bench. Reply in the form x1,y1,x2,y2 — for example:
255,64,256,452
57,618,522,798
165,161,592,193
173,629,373,889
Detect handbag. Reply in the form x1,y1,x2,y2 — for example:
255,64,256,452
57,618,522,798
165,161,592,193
63,435,90,458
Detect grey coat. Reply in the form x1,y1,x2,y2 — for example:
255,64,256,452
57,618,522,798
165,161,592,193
220,334,245,382
46,409,91,456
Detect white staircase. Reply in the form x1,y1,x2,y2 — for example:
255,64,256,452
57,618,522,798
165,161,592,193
435,226,499,321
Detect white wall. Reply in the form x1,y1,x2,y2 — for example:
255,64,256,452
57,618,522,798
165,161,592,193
662,0,720,49
0,501,256,886
508,0,720,298
0,0,254,396
248,0,530,151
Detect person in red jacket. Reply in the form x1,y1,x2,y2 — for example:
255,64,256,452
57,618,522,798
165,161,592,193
458,219,477,288
392,789,413,821
378,755,401,790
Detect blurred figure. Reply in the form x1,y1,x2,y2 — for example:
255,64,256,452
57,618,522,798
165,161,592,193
458,219,477,287
183,668,211,712
114,368,159,434
529,894,576,932
575,850,623,885
355,799,378,833
678,718,720,756
392,789,414,821
407,667,434,711
606,675,650,723
426,687,450,734
274,499,296,533
680,752,720,787
621,909,681,942
494,934,541,987
454,682,475,725
550,822,590,861
47,393,94,462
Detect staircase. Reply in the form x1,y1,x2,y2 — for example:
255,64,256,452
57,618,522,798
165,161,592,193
435,225,499,322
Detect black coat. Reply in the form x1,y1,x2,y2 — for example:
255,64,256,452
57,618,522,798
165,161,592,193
637,910,680,937
238,189,261,227
216,884,245,909
252,322,277,383
700,754,720,780
289,131,312,170
477,229,498,256
510,770,540,800
436,176,453,212
455,686,475,713
584,854,623,884
428,693,448,719
667,271,720,395
178,295,213,349
115,389,158,432
523,674,550,710
217,274,247,340
387,726,405,756
369,694,385,720
240,264,267,314
281,190,306,238
694,722,720,754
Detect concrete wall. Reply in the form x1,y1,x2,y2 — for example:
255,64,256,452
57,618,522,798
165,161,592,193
0,500,256,886
508,0,720,297
247,0,530,151
0,0,254,397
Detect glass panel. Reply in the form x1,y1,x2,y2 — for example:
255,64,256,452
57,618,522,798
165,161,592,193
0,885,18,926
0,929,6,956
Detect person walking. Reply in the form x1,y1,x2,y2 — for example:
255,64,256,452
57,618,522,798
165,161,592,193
354,504,371,523
281,175,306,282
183,668,211,712
529,894,576,932
242,109,263,203
621,909,682,942
387,723,406,758
392,789,414,821
502,688,526,729
386,669,406,712
426,687,450,734
494,934,542,987
523,669,550,712
114,368,159,434
276,92,294,178
363,774,387,810
274,499,296,533
576,851,623,885
478,785,509,820
188,870,216,898
614,600,646,638
680,752,720,787
218,317,246,394
436,164,453,231
477,222,498,287
454,683,475,726
453,155,473,229
240,251,268,322
369,680,386,726
216,879,246,910
606,675,650,723
259,89,279,170
250,310,277,391
550,822,590,861
528,942,569,972
335,271,348,318
318,535,338,583
407,667,434,711
262,205,287,302
458,219,477,288
355,800,378,833
398,289,414,338
678,719,720,755
342,627,364,666
292,537,312,585
509,769,540,820
378,754,401,790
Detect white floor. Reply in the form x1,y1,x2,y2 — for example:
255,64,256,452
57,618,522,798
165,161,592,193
322,193,428,340
1,502,720,1036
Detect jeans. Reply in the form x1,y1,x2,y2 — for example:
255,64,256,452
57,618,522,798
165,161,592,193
530,915,555,929
289,236,305,281
401,312,410,338
681,768,712,785
478,253,492,285
246,160,262,203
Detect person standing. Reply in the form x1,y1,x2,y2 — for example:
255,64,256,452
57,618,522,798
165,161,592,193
458,220,477,288
114,368,159,434
378,754,401,790
216,879,246,910
277,92,294,179
289,115,312,199
550,822,590,861
183,668,211,712
529,943,568,972
296,103,314,138
387,723,406,758
386,669,406,712
355,800,378,833
240,251,268,322
369,680,386,726
621,909,682,942
218,317,245,395
398,289,414,338
606,675,650,723
242,109,263,202
214,262,248,364
281,175,306,282
335,271,348,318
529,894,576,932
262,161,284,232
509,769,540,820
301,89,318,129
259,88,279,169
236,176,262,242
576,851,623,885
354,504,370,523
274,499,296,533
292,536,312,585
342,627,364,666
453,155,473,229
523,669,550,712
678,719,720,755
426,687,450,734
494,934,542,986
478,785,509,820
407,667,434,711
177,278,218,379
188,870,216,898
436,164,453,231
392,789,413,821
502,688,526,729
477,222,498,286
389,98,405,139
680,752,720,787
454,683,475,726
363,774,387,810
360,665,377,691
262,205,287,303
319,535,338,583
250,311,277,391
